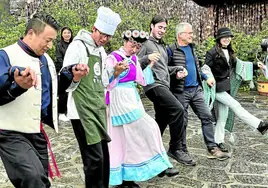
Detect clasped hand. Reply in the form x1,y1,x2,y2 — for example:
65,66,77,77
72,64,90,82
148,51,160,62
206,77,215,87
14,66,38,89
176,68,188,79
257,61,266,70
114,60,129,78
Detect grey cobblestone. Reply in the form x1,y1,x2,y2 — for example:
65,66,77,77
0,91,268,188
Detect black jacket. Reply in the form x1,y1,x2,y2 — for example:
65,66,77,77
168,42,203,93
55,40,70,73
205,45,236,92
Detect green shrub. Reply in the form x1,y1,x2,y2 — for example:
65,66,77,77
0,12,26,48
0,0,267,75
0,0,8,13
195,36,215,65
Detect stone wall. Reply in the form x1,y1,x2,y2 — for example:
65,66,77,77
9,0,40,20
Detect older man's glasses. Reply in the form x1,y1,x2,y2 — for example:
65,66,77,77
128,37,142,49
181,32,193,35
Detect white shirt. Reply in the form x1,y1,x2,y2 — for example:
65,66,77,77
222,48,230,63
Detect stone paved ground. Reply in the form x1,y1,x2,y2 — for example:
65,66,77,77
0,91,268,188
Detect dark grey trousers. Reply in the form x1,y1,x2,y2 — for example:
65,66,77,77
173,86,217,151
0,130,50,188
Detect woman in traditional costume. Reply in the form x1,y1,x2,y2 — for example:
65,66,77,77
104,29,175,188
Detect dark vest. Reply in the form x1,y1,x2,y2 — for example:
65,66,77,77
168,42,203,93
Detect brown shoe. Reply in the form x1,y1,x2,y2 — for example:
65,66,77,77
207,147,231,160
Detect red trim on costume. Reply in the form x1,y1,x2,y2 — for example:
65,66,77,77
40,123,61,178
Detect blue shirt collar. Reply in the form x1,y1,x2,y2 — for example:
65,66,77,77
17,38,40,58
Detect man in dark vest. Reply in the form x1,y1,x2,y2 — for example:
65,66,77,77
168,22,231,162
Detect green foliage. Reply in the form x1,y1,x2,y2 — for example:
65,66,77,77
38,0,161,58
0,0,179,59
0,0,8,13
230,20,268,63
195,36,215,65
0,0,267,73
163,17,180,45
255,68,268,81
0,12,26,48
231,31,262,62
239,84,250,92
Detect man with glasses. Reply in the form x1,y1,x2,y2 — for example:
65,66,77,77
61,6,121,188
167,22,231,163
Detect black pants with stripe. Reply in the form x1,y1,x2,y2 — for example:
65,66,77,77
71,120,110,188
0,130,50,188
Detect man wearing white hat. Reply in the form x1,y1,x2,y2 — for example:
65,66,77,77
61,6,121,188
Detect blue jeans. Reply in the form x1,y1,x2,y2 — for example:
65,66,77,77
173,86,217,150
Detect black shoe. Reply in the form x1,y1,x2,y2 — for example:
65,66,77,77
120,181,140,188
158,168,180,177
129,182,140,188
157,170,166,178
165,167,180,177
167,150,196,166
217,143,228,152
257,121,268,135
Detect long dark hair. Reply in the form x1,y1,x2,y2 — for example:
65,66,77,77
60,26,73,43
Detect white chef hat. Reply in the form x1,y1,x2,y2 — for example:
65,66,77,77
94,6,121,36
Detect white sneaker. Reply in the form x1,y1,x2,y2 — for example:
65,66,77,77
59,114,69,122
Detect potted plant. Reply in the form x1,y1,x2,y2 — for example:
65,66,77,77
256,54,268,95
257,70,268,96
255,40,268,96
